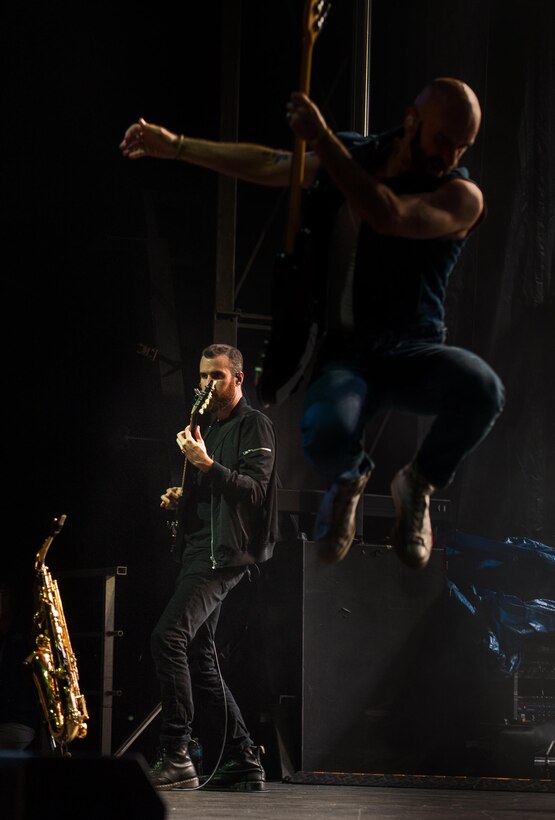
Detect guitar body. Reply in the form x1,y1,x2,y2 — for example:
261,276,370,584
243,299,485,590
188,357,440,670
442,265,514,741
256,228,321,407
255,0,331,408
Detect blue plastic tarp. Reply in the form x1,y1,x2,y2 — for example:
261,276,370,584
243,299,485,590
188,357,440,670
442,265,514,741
444,531,555,674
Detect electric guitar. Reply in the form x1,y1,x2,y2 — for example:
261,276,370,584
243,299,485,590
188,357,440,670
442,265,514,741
168,379,216,556
255,0,331,408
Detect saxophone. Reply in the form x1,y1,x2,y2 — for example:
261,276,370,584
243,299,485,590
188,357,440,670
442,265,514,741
25,514,89,754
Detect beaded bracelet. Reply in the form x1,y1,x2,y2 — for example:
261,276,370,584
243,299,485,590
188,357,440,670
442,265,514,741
175,134,185,159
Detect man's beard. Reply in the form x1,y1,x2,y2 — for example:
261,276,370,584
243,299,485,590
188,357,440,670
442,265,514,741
208,382,236,413
409,124,448,177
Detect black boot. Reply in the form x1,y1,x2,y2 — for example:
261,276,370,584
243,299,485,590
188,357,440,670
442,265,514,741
149,739,200,790
204,745,266,791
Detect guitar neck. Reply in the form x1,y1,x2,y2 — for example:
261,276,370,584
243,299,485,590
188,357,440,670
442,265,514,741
179,408,196,492
285,33,316,255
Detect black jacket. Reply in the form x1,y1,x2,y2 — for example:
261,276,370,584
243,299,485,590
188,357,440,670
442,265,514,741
195,398,278,568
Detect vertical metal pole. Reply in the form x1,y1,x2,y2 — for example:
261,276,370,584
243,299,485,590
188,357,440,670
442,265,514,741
101,572,116,755
352,0,372,538
213,0,242,346
351,0,372,136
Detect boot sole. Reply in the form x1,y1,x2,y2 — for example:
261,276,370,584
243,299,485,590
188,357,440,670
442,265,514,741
203,780,265,791
390,523,431,569
154,776,200,790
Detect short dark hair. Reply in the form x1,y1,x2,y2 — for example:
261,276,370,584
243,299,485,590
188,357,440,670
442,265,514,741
201,343,243,374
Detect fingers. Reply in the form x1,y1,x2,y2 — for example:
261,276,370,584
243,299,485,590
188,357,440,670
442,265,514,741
119,119,146,157
120,118,180,161
176,431,186,453
286,94,312,127
286,93,327,144
176,427,196,453
160,486,181,509
176,427,203,456
185,426,202,444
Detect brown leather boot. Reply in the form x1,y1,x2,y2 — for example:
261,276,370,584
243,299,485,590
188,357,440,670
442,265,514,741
390,463,435,569
315,473,371,563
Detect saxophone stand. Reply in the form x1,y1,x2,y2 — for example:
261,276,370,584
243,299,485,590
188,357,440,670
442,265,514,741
40,722,71,758
113,702,161,758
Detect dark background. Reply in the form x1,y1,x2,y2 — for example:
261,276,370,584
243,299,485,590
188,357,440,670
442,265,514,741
3,0,553,775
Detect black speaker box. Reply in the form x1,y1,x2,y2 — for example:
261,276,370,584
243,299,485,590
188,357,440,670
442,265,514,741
260,540,454,775
0,753,166,820
300,541,449,774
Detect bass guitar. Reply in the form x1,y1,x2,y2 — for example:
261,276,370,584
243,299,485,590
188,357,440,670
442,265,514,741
255,0,331,408
168,379,216,556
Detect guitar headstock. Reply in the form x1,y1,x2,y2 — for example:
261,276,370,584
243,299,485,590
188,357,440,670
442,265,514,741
304,0,332,47
191,379,216,423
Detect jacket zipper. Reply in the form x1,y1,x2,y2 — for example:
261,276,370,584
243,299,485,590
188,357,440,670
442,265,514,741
209,457,216,569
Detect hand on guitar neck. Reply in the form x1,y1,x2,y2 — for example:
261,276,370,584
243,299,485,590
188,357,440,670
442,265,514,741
176,424,214,473
162,379,216,553
255,0,332,408
159,416,215,513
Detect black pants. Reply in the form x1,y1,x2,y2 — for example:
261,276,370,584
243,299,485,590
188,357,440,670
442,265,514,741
150,560,252,751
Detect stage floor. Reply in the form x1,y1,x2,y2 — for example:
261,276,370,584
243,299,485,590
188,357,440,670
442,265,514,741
161,780,555,819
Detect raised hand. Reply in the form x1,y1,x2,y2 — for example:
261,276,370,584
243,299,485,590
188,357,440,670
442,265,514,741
119,117,181,160
177,426,214,472
286,92,330,145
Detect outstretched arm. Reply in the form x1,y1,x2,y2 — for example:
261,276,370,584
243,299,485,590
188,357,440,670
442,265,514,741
119,117,320,188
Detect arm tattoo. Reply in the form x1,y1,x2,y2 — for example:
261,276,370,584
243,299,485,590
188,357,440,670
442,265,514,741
270,151,289,165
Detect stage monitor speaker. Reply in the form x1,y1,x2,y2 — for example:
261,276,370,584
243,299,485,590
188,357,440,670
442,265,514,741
301,541,449,774
0,752,166,820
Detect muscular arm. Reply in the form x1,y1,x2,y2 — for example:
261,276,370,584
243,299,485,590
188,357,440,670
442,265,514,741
313,130,483,238
287,92,483,239
120,118,321,188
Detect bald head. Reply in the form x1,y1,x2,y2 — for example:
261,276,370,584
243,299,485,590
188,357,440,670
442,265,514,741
415,78,481,135
403,77,481,176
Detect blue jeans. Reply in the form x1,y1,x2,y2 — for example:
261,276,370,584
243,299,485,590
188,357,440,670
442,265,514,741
150,560,252,750
301,331,505,488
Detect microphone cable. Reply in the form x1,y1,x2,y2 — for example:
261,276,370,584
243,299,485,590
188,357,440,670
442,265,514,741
176,636,228,791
